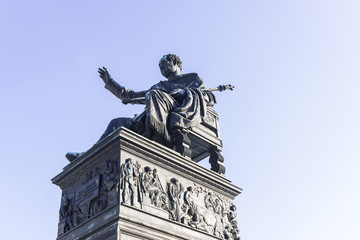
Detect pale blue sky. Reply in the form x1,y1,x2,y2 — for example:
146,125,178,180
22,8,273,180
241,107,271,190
0,1,359,239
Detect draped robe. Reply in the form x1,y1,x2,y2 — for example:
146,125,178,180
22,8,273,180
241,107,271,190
102,73,209,147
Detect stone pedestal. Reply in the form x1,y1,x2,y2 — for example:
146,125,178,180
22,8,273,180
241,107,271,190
52,127,242,240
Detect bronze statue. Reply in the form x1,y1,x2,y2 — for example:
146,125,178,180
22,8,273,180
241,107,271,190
66,54,234,175
98,54,214,147
67,54,216,161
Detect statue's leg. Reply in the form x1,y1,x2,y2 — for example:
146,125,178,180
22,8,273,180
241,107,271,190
171,128,192,157
97,117,133,143
121,183,127,204
145,90,195,156
145,90,178,147
66,117,133,162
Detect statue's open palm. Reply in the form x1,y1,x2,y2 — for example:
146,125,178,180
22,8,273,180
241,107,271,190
98,67,111,84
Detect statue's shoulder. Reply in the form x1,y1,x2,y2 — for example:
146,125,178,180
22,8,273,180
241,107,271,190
180,73,205,88
181,73,203,83
150,80,166,89
182,72,201,80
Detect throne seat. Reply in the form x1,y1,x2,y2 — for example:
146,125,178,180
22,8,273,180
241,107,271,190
186,107,225,174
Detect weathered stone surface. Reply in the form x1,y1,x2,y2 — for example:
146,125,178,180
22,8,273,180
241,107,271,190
53,127,241,240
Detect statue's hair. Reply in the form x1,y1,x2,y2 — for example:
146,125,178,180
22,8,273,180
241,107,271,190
161,54,182,71
144,166,152,172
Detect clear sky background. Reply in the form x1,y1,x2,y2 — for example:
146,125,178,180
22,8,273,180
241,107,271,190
0,0,359,239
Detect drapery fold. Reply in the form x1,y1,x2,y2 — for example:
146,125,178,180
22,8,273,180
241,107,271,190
105,73,208,147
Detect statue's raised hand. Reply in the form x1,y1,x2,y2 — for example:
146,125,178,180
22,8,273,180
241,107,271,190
98,67,112,84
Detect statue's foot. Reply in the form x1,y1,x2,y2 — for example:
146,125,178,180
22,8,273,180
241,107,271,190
142,128,153,139
171,129,192,157
65,152,84,162
151,133,166,145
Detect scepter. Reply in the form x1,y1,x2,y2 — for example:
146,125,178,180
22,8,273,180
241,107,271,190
206,84,235,92
122,84,235,105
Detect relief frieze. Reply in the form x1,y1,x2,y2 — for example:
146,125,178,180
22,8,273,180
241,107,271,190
58,157,240,239
118,158,240,239
58,156,120,236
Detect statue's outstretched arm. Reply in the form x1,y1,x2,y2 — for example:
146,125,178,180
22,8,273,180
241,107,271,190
98,67,146,103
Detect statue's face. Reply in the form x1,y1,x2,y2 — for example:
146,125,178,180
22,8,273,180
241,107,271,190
159,58,178,78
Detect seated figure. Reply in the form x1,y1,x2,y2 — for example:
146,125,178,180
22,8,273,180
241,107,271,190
67,54,215,162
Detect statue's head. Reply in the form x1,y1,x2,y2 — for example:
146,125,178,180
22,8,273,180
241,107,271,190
62,192,68,200
144,166,152,173
170,177,178,184
159,54,182,79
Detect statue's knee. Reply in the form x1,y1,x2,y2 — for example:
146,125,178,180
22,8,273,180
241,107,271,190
109,118,118,126
108,118,122,130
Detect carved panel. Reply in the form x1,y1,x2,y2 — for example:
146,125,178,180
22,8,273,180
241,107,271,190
58,155,120,236
118,158,240,240
58,155,240,239
75,175,100,204
203,110,217,129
